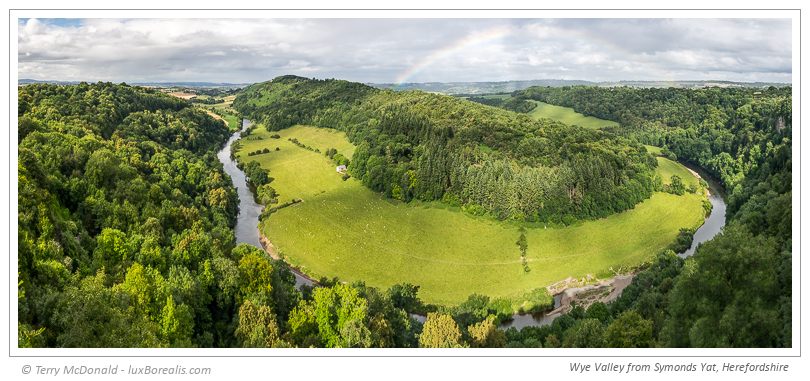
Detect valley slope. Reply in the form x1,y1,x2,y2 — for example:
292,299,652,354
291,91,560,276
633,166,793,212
232,77,707,306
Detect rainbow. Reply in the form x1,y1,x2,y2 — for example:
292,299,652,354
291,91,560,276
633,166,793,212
394,26,513,85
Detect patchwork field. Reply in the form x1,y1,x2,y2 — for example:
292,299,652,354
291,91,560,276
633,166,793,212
237,125,705,306
528,100,619,129
199,95,241,131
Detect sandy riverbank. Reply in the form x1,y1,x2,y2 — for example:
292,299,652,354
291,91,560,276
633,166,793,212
259,232,318,287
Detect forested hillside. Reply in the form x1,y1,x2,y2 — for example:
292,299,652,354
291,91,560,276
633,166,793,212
466,94,536,113
499,86,792,347
17,83,447,348
17,81,792,349
18,83,242,347
516,86,790,196
234,76,658,223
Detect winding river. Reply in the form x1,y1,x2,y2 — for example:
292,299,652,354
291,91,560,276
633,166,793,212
499,157,728,330
678,161,727,258
218,126,726,329
217,119,313,287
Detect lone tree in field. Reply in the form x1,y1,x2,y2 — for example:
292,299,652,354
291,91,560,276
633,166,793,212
516,227,530,273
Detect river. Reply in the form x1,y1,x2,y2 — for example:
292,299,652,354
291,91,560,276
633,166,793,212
678,161,727,258
218,127,726,329
217,119,314,287
498,160,728,330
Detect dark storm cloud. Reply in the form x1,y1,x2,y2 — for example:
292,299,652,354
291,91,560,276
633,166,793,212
17,18,791,83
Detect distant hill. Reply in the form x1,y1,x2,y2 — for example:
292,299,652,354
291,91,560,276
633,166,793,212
371,79,790,95
18,79,84,86
19,78,249,89
133,81,250,88
20,78,789,93
603,80,790,89
370,79,594,94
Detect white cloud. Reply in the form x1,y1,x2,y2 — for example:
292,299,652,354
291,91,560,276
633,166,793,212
17,18,792,83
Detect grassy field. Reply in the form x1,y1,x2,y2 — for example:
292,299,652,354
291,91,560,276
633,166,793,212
646,144,700,188
528,100,619,129
476,93,511,100
656,156,700,188
198,106,240,131
237,126,705,306
645,145,663,156
198,95,241,131
213,95,237,109
219,112,240,131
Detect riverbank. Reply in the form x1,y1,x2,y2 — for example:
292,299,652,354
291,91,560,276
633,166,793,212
223,126,724,329
501,155,728,329
259,232,317,287
218,120,317,288
500,273,635,330
548,273,635,311
676,159,727,258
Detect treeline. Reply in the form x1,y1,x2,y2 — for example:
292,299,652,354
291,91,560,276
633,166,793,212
17,82,531,349
18,82,242,347
210,105,242,121
288,137,320,153
465,95,536,113
234,76,657,224
515,86,791,196
506,153,790,348
178,87,240,97
191,97,221,105
502,85,792,348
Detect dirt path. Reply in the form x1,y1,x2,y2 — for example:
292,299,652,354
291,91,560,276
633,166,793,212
201,109,229,128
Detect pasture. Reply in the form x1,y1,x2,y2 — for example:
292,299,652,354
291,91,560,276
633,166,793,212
644,145,699,187
656,157,700,188
199,95,241,131
644,145,664,156
237,126,706,305
528,100,619,129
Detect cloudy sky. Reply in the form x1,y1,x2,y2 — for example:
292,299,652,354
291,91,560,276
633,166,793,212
18,18,792,84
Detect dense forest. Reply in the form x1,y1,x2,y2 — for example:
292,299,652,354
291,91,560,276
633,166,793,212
495,86,792,347
17,81,792,348
233,76,658,224
16,82,520,348
466,94,536,113
516,86,790,196
503,154,790,348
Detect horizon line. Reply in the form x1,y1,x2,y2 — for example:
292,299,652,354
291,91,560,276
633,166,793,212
18,77,793,86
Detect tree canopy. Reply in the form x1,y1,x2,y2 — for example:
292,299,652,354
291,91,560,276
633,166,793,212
503,85,791,348
234,76,658,224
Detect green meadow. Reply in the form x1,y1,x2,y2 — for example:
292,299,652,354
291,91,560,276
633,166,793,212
528,100,619,129
644,144,664,156
200,95,241,131
644,145,700,188
199,107,240,131
478,93,511,100
237,125,705,305
656,156,700,188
